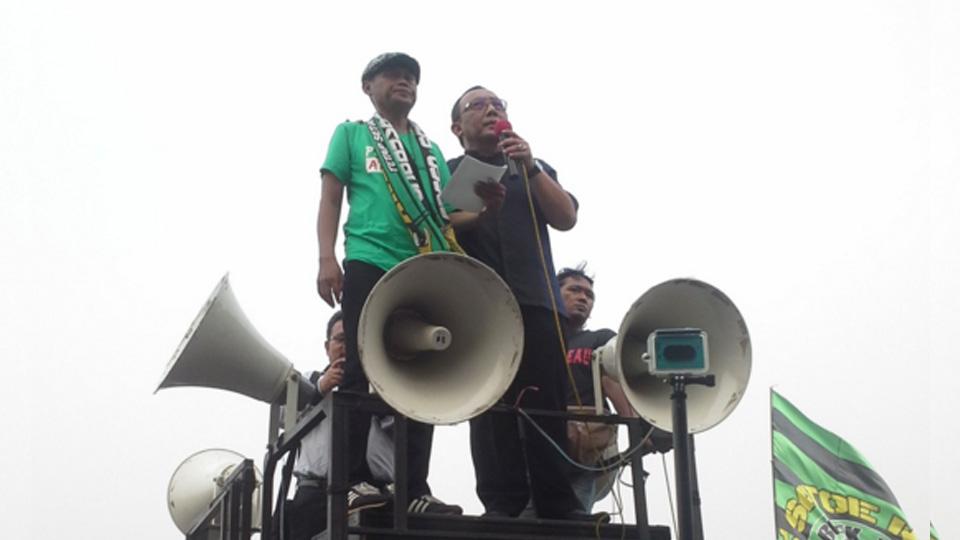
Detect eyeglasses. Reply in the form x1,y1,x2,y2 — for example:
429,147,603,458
462,97,507,113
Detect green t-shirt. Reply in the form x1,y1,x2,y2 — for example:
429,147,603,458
321,120,453,271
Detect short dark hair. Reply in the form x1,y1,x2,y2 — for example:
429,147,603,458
557,262,594,287
451,85,487,122
326,310,344,341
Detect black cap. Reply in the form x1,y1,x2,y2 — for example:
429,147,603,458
361,52,420,83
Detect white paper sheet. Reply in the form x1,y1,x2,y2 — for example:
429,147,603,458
441,155,507,213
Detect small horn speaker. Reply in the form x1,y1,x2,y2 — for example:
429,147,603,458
596,278,751,434
156,274,293,403
167,448,262,535
359,253,524,425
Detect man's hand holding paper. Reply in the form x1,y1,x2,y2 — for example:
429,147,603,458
441,154,507,212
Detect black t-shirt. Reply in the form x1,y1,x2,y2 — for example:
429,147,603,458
565,328,617,409
447,153,574,312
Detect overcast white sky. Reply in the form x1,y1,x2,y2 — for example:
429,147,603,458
2,1,957,538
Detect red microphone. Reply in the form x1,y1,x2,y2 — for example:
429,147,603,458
493,118,512,137
493,119,520,176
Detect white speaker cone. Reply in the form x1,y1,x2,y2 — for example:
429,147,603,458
167,448,262,534
614,278,751,434
156,274,295,404
359,253,524,425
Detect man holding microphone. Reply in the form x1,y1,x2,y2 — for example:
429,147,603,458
447,86,604,522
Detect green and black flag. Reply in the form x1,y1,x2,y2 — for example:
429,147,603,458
771,390,916,540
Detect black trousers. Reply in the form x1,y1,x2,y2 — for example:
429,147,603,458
287,485,326,540
469,305,581,518
341,259,434,498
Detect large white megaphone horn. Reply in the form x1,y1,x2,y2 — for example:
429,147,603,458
359,253,524,425
156,274,313,404
167,448,262,535
596,278,751,434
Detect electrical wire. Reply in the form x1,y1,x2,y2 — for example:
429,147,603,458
515,404,660,539
661,452,678,534
517,165,585,409
609,466,628,540
516,407,655,473
518,156,624,539
520,164,625,534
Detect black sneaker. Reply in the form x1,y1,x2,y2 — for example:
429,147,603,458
347,482,390,514
407,494,463,515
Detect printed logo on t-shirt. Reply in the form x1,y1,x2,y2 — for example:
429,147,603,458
365,146,382,173
567,348,593,367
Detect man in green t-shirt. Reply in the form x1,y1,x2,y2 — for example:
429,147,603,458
314,52,461,516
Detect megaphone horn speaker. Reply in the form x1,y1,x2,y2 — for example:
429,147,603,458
359,253,524,425
167,448,262,535
156,274,295,404
606,278,751,434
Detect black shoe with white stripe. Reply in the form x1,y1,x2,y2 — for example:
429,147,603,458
407,494,463,515
347,482,390,514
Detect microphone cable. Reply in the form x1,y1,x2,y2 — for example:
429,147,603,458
517,164,585,409
515,404,656,473
518,156,630,487
513,129,631,537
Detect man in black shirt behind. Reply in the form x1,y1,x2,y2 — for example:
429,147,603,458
558,265,633,512
559,265,674,511
447,85,602,522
